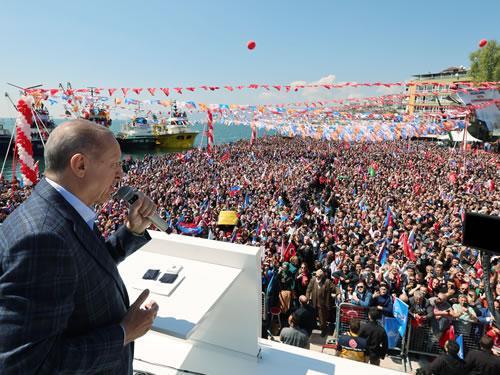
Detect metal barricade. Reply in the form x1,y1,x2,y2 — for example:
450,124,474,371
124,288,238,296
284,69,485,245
334,303,409,372
406,318,485,358
333,303,370,343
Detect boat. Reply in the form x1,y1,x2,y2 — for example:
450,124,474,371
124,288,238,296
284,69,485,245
153,101,199,150
116,116,156,150
81,104,112,127
31,105,57,156
0,123,13,156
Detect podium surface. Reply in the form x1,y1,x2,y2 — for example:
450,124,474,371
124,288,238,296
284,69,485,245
119,232,405,374
120,251,242,338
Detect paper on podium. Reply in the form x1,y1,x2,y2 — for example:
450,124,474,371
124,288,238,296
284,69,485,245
119,249,242,339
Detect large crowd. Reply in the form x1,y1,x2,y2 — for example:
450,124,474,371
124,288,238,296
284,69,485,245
1,136,500,365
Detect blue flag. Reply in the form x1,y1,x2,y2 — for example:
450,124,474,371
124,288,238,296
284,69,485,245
384,317,401,349
456,335,464,359
393,297,409,338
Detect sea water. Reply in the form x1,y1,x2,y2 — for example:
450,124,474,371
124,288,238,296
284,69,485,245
0,118,273,179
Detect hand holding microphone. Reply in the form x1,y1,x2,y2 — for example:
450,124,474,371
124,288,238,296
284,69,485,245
113,186,168,234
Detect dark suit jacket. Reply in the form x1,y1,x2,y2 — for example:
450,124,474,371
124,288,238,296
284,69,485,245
0,179,150,374
358,320,388,359
465,349,500,375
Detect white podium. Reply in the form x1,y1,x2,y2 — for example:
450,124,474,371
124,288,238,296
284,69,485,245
119,231,404,375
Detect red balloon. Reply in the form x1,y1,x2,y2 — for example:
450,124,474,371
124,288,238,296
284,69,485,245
247,40,256,50
479,39,488,48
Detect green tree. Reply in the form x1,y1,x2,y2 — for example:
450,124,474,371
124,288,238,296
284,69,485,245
469,40,500,81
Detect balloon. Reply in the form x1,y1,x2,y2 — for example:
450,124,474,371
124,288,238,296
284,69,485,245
479,39,487,48
247,40,256,50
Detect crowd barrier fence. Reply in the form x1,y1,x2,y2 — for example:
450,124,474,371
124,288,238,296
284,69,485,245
332,303,487,372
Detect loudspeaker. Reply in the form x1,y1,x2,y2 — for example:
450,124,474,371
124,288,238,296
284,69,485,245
462,212,500,254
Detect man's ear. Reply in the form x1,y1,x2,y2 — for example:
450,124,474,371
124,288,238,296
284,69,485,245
69,153,87,178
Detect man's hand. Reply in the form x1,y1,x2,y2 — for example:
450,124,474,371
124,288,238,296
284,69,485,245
121,289,159,346
125,192,157,234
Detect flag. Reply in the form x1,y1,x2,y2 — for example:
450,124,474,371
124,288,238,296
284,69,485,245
393,297,409,338
283,242,296,262
221,151,230,163
177,222,203,235
384,317,401,349
401,232,417,262
368,166,376,177
456,335,464,359
439,324,455,348
242,193,251,209
378,242,389,265
229,185,241,196
384,207,394,228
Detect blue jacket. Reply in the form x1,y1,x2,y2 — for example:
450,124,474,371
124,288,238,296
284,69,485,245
352,290,372,307
0,179,150,374
371,294,393,316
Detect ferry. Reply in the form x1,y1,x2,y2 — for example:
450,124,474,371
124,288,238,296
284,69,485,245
153,101,199,150
116,116,156,151
0,123,13,156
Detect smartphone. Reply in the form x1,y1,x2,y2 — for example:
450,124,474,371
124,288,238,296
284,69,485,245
142,269,160,281
159,273,179,284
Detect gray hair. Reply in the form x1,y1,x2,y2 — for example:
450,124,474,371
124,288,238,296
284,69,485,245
44,119,115,174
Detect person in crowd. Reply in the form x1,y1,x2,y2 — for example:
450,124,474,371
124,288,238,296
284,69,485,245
351,281,372,307
0,120,158,374
306,269,334,337
409,290,433,327
464,335,500,375
294,295,316,336
429,293,453,336
336,319,367,363
371,283,393,316
359,307,388,366
451,294,478,323
279,313,309,349
420,339,468,375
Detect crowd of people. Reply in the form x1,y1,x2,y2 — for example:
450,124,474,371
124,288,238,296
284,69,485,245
1,135,500,368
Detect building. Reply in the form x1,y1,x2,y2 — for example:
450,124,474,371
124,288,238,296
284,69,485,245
406,66,471,115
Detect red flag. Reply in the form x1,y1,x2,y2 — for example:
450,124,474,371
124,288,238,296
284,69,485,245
108,88,117,96
439,325,455,348
174,87,183,94
186,87,196,92
401,232,416,262
220,151,230,163
283,242,296,262
224,86,234,91
132,88,143,95
147,88,156,96
160,88,170,96
273,85,282,91
121,88,129,96
49,89,59,96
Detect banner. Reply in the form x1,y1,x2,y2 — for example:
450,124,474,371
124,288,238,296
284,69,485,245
393,297,409,338
384,317,401,349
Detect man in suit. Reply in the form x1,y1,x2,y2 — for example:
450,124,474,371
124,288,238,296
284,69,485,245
358,307,388,366
0,120,159,374
294,295,316,336
306,269,333,336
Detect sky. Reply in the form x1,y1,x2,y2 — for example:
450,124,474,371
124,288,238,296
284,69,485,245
1,0,499,117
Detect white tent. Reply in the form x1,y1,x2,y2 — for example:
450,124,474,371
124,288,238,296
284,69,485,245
446,129,483,143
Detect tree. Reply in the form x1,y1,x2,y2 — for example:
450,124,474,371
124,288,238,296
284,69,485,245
469,40,500,82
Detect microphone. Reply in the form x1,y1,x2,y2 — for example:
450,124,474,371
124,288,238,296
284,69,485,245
113,185,169,232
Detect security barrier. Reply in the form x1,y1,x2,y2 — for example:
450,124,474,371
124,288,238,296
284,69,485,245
406,318,484,358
